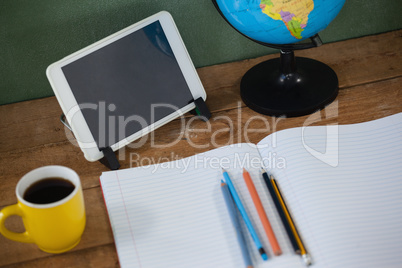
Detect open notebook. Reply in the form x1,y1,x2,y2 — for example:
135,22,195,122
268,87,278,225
100,113,402,268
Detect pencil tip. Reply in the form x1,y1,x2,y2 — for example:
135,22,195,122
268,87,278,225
302,254,312,266
243,168,247,172
259,248,268,260
221,168,226,173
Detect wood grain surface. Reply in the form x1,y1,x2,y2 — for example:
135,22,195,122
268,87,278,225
0,30,401,267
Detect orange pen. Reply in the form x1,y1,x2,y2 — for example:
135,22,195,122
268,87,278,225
243,168,282,256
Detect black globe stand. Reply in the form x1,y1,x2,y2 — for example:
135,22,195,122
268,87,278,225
211,0,340,117
240,49,339,117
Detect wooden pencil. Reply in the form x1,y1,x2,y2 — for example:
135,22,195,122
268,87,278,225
243,168,282,256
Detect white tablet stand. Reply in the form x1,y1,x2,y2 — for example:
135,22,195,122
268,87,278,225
60,97,211,170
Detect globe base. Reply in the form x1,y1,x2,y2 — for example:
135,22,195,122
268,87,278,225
240,51,338,117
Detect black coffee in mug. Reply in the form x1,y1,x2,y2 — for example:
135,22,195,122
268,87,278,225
23,177,75,204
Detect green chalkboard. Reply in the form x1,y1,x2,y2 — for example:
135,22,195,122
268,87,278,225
0,0,401,105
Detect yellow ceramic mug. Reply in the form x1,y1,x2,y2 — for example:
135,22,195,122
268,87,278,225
0,166,86,253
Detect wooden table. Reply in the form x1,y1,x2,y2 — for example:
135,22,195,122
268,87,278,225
1,30,401,267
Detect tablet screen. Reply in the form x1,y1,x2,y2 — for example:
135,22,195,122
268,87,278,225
61,21,194,149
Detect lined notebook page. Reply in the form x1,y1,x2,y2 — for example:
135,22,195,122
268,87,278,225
101,144,302,268
258,113,402,268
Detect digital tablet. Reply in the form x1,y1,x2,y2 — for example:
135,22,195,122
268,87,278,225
47,11,206,162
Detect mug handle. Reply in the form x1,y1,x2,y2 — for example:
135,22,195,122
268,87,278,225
0,204,34,243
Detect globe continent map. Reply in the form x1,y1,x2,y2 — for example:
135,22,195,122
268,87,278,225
215,0,345,44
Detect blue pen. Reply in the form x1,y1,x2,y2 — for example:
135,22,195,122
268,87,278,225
221,181,254,268
222,169,268,261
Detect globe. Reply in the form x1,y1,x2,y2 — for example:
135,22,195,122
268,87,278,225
212,0,346,117
213,0,345,45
